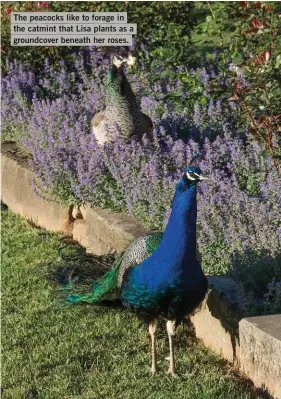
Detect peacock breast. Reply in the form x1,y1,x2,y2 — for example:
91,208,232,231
120,262,208,319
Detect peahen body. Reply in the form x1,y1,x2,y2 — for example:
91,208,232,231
91,56,153,145
68,164,209,376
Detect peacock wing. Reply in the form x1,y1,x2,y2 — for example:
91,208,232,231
117,232,163,288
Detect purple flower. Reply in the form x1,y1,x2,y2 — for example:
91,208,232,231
2,48,280,280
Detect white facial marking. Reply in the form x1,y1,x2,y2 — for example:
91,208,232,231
112,56,126,68
186,171,196,181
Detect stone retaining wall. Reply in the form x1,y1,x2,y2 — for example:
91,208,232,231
190,276,242,364
1,143,74,233
2,143,281,398
193,279,281,398
1,143,148,254
239,315,281,399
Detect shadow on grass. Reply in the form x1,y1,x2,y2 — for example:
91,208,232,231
2,204,273,398
37,234,123,309
1,201,8,211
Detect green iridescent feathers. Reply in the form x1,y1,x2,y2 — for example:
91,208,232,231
145,232,163,256
67,253,123,304
66,232,164,305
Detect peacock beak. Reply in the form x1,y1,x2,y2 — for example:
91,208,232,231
199,175,210,181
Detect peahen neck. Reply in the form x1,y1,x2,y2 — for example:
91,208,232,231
107,71,139,110
105,72,142,136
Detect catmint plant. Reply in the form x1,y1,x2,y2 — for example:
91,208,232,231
1,47,281,310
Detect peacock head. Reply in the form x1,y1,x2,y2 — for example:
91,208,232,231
183,166,209,185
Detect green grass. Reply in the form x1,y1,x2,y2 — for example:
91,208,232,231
1,206,268,399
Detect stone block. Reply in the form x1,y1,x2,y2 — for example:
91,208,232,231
239,315,281,399
1,144,73,233
73,219,87,247
76,207,148,255
190,276,243,363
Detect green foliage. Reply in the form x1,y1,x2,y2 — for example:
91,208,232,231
1,117,29,143
232,250,281,315
263,278,281,314
227,1,281,168
127,2,195,53
140,1,281,166
198,230,232,276
51,175,81,206
1,1,195,74
136,2,236,117
234,164,267,195
191,2,236,67
89,173,125,211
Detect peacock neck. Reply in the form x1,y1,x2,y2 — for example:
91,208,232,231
157,180,198,268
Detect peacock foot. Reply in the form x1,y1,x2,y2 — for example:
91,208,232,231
166,368,178,378
151,368,157,377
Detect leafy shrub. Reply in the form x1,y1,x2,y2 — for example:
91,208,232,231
139,1,281,168
227,1,281,169
263,279,281,314
233,251,281,315
1,1,195,74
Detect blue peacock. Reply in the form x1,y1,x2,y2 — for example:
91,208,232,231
67,161,209,376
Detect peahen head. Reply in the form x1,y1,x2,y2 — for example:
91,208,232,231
107,57,128,96
108,54,136,85
108,64,123,83
183,166,209,185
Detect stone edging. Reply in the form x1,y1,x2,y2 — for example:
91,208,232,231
1,142,148,254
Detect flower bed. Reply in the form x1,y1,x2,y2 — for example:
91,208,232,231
2,48,281,315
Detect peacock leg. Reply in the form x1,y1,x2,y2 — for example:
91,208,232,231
148,319,158,376
166,320,177,376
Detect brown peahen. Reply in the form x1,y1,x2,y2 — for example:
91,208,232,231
91,55,153,145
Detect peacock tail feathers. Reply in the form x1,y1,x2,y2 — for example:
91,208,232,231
67,253,124,304
65,232,164,304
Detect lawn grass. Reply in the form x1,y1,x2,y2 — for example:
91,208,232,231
1,206,268,399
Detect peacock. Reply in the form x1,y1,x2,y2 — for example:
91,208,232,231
91,55,153,145
67,160,209,376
